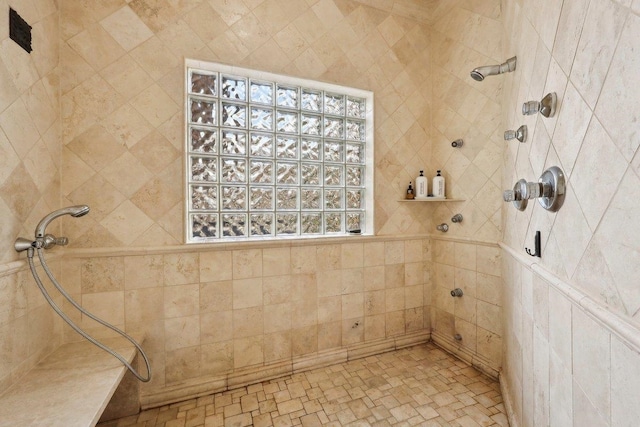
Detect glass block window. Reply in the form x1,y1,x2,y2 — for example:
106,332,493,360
185,60,373,243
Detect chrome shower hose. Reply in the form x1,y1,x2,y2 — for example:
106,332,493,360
27,247,151,382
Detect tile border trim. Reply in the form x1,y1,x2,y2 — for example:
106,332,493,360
500,242,640,354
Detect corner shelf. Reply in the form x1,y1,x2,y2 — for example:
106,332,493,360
398,198,465,202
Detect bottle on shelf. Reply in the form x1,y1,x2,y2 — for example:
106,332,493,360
415,170,428,199
432,170,445,198
405,182,415,199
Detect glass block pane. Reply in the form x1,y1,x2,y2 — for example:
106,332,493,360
325,189,343,209
222,186,246,210
301,114,321,136
277,110,298,134
250,133,273,157
301,89,322,111
277,213,298,234
276,136,298,159
325,213,343,233
301,189,321,209
222,214,246,236
347,189,362,209
277,188,298,210
222,103,246,128
301,163,320,185
221,130,246,155
324,141,343,162
190,98,216,125
251,213,273,236
301,138,320,160
190,127,217,153
250,160,273,183
277,162,298,184
301,213,322,234
346,120,365,141
276,85,298,108
346,143,363,164
191,157,217,182
221,76,246,100
221,158,246,183
346,166,363,186
324,165,343,186
347,213,362,231
346,96,365,118
250,187,273,210
191,213,217,238
324,117,344,139
250,81,273,104
251,107,273,131
191,72,217,96
191,185,217,210
324,93,344,115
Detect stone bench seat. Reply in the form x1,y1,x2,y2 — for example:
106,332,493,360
0,336,141,427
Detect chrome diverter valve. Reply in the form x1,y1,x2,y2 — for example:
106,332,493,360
503,166,566,212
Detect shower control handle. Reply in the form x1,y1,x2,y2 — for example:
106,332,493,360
522,92,557,118
451,139,463,148
42,234,69,249
436,223,449,232
504,166,566,212
504,125,527,143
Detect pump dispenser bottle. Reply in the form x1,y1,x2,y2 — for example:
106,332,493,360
433,170,445,198
405,182,415,199
415,170,428,199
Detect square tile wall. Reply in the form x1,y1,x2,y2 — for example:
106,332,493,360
63,237,432,403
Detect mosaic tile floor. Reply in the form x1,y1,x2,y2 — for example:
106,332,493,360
100,343,508,427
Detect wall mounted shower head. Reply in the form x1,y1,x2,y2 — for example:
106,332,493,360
470,56,517,81
35,205,90,238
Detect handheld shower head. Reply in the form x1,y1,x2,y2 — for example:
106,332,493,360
35,205,90,238
470,56,517,81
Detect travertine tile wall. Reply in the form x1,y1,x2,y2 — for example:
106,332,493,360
54,0,444,404
64,237,432,405
0,0,65,392
426,1,505,375
500,0,640,425
59,0,437,244
0,0,513,404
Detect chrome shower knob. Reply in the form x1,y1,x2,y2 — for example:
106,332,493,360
504,125,527,142
451,139,463,148
522,92,557,118
504,166,566,212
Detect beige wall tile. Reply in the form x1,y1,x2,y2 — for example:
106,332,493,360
233,307,264,338
201,341,233,375
233,278,263,309
363,242,385,266
262,248,291,277
164,315,200,351
318,321,342,351
201,311,233,344
164,284,199,318
233,249,263,279
200,280,232,313
124,255,164,289
364,266,385,291
200,251,233,282
164,252,199,285
234,336,263,368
